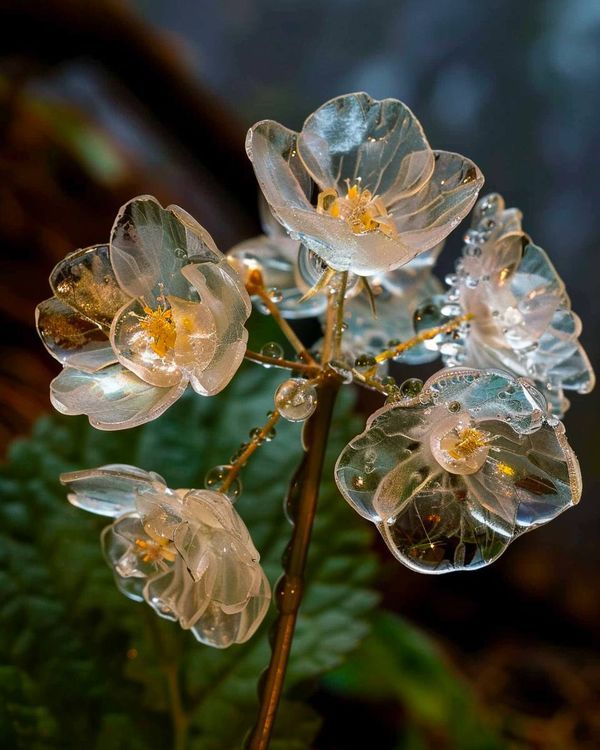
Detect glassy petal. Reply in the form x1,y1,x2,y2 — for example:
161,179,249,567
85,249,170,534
110,297,187,388
36,297,115,372
298,92,433,201
50,363,187,430
61,464,166,517
110,195,220,302
389,151,484,252
335,368,580,574
49,244,129,329
180,262,250,395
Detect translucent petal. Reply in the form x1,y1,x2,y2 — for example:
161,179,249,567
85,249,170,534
180,262,250,395
342,274,442,365
227,234,327,319
446,194,595,416
335,368,580,574
388,151,484,253
170,295,218,380
101,515,149,598
248,120,482,275
190,568,271,647
49,244,129,329
297,92,433,201
109,298,182,387
61,464,166,517
50,363,187,430
36,297,115,372
110,195,220,303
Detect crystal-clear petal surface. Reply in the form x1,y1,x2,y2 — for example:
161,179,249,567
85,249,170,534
335,368,581,573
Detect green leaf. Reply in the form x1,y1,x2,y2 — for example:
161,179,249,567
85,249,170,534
324,611,504,750
0,365,377,749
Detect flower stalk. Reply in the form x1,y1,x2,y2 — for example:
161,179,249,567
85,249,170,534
246,374,340,750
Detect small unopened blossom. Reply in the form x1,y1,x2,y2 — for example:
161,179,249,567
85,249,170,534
36,196,251,430
61,464,271,648
246,92,484,277
440,193,595,417
335,369,581,574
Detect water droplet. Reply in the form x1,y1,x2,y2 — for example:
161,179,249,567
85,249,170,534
204,465,242,499
260,341,284,361
173,246,188,259
448,400,461,413
268,287,283,303
354,354,377,371
399,378,424,398
275,378,318,422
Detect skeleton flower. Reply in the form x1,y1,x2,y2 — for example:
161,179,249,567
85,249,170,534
61,464,270,647
36,196,251,430
335,369,581,574
227,197,329,319
441,193,595,416
246,92,484,277
342,241,444,365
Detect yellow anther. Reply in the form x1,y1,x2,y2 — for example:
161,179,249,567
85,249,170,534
140,303,176,357
316,180,397,237
448,427,488,460
135,536,176,564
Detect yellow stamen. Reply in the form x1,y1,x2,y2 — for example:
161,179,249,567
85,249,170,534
316,180,397,237
139,303,176,357
135,536,176,564
448,427,488,460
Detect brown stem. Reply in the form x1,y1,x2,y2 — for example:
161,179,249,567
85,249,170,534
244,349,320,376
248,283,317,366
246,375,340,750
219,410,281,495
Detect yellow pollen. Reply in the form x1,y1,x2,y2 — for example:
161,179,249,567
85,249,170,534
497,461,516,477
448,427,488,460
135,536,176,564
316,180,396,237
139,303,176,357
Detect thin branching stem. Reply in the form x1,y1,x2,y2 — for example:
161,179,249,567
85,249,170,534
219,410,282,494
244,349,321,376
246,273,318,366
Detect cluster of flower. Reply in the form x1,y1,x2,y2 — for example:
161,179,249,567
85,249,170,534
36,93,593,646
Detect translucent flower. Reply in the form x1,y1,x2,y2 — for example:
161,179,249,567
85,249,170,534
61,464,271,647
441,193,595,417
335,369,581,574
227,197,328,319
246,92,484,276
341,241,444,365
36,196,251,429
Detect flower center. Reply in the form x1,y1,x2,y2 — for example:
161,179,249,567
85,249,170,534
429,418,491,476
139,303,177,357
316,179,397,237
135,535,176,564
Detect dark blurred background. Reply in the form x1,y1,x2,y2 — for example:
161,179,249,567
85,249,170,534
0,1,598,747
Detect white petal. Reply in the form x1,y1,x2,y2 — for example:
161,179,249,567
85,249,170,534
110,196,221,302
61,464,166,517
298,92,433,201
110,297,184,388
180,262,250,395
389,151,484,252
50,363,187,430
